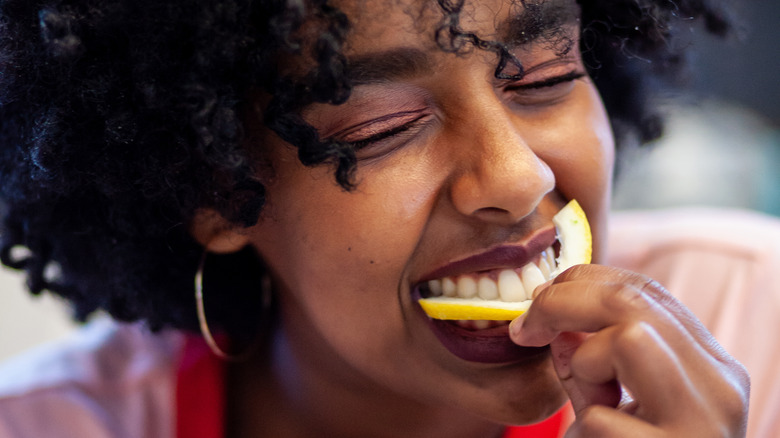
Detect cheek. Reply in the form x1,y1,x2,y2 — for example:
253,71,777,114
253,152,439,342
533,83,614,261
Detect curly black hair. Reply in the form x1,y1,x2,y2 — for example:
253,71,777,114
0,0,732,336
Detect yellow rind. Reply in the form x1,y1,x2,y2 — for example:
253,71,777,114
552,199,592,270
418,199,592,321
418,297,531,321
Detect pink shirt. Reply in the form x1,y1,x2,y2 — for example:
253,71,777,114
608,208,780,437
0,208,778,437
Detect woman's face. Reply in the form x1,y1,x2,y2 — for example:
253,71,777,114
247,0,613,425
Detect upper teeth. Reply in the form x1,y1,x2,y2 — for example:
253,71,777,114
427,248,556,302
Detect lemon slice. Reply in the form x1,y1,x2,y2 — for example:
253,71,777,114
550,198,592,275
418,199,591,321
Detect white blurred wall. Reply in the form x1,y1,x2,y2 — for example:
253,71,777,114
0,267,78,362
613,100,780,215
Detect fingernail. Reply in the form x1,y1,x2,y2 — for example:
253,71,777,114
509,313,526,338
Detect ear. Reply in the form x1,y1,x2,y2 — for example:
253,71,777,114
190,209,251,254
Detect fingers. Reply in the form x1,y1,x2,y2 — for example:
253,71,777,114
545,321,696,419
566,322,698,420
510,274,675,348
515,265,748,395
542,265,732,362
550,332,622,414
508,264,750,437
511,265,723,368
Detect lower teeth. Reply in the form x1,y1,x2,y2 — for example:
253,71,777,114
453,320,508,330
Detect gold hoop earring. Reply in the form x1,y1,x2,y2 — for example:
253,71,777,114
195,251,271,360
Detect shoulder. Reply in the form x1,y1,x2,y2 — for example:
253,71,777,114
608,208,780,437
0,319,185,438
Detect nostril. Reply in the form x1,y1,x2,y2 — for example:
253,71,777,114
473,206,509,215
467,206,532,227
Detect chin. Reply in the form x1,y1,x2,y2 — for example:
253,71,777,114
451,359,569,426
492,387,568,426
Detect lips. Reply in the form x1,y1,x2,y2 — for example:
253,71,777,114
413,286,548,363
419,227,556,282
413,226,557,363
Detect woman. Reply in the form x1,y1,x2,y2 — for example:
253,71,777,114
0,0,750,437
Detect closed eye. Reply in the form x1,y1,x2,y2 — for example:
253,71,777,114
505,70,586,105
348,114,427,150
509,71,586,90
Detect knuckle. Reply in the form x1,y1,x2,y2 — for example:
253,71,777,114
613,321,657,352
551,265,581,284
732,360,751,397
553,263,604,283
706,356,750,431
721,370,751,433
638,277,678,307
605,282,653,314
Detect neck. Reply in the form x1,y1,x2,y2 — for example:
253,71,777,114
225,324,505,438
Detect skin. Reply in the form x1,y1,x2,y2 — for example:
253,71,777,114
192,0,749,437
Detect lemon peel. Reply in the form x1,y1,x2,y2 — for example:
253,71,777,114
418,199,591,321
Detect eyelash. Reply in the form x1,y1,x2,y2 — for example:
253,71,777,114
342,71,585,150
509,71,586,90
347,114,428,150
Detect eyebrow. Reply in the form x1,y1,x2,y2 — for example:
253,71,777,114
343,0,580,85
345,47,433,85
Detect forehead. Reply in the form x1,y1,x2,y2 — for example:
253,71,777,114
334,0,581,54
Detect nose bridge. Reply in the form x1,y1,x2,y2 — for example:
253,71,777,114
447,98,554,223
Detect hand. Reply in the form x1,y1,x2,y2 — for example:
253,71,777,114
509,265,750,437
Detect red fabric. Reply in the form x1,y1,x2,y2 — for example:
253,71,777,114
502,408,567,438
175,336,565,438
175,335,225,438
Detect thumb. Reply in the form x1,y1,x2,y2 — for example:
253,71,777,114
550,332,621,416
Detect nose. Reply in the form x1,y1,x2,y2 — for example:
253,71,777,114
447,107,554,224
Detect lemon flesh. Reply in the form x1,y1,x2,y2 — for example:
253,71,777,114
550,198,592,274
418,199,591,321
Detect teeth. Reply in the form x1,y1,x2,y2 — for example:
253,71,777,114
498,269,526,301
546,249,556,271
424,246,558,303
442,277,457,297
477,276,499,300
521,263,546,299
456,277,477,298
538,251,552,278
454,320,508,330
472,320,490,330
428,279,443,297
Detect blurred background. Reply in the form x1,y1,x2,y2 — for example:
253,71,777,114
1,0,779,361
612,0,780,214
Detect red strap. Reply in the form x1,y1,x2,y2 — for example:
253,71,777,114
175,335,225,438
502,406,568,438
175,335,568,438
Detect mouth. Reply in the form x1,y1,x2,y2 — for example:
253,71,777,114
420,245,558,320
413,200,591,363
414,283,550,363
413,228,559,363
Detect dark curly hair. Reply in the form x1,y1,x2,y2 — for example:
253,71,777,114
0,0,732,337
